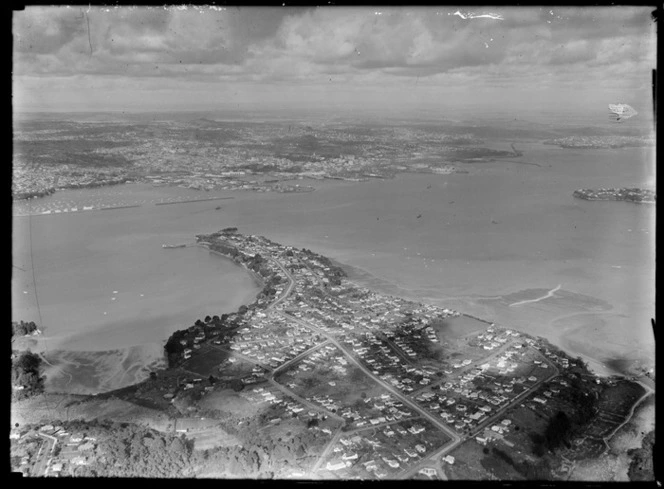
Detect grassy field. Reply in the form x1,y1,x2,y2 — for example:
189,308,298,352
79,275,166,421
182,347,230,377
11,393,173,432
445,439,501,480
198,388,262,417
431,315,488,340
501,406,546,453
178,425,240,450
275,347,379,406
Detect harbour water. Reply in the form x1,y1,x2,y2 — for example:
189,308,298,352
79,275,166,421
12,142,655,392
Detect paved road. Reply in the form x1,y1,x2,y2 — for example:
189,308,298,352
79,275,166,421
266,378,344,422
207,344,273,371
408,338,519,397
271,340,330,377
376,333,418,367
398,350,559,480
269,257,463,473
281,312,461,444
267,250,569,480
33,433,57,476
310,425,345,474
266,253,295,310
465,350,560,438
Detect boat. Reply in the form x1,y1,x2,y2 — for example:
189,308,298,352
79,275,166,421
162,244,187,249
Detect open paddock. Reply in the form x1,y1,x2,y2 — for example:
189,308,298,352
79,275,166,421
431,314,489,341
198,388,263,417
181,347,230,377
446,438,523,480
275,353,378,407
183,426,240,450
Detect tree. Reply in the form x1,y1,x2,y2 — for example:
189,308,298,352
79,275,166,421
12,351,44,397
205,315,212,323
12,320,39,337
307,418,319,428
544,411,571,450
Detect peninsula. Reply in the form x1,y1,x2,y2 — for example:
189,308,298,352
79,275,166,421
573,188,655,204
10,229,654,480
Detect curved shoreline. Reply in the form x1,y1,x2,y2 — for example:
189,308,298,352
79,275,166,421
14,229,655,482
196,242,266,290
334,259,643,378
32,244,264,397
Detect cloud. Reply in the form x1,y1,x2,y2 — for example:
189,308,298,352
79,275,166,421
12,5,657,111
13,7,88,54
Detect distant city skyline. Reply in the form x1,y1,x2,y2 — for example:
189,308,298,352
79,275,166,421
13,6,656,117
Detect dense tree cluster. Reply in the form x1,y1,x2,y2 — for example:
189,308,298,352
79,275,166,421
544,411,572,450
11,350,44,398
12,320,39,337
68,420,196,478
164,314,233,367
531,401,593,458
210,411,328,476
564,377,599,425
164,330,187,366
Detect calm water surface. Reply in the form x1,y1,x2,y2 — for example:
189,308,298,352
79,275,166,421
11,142,655,391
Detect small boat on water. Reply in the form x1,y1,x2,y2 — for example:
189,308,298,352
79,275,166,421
162,244,187,249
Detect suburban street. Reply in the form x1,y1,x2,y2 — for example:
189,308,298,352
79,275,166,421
33,432,58,476
397,353,559,480
281,311,462,448
271,259,458,441
267,252,575,479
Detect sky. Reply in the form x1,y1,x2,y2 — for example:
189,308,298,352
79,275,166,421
12,6,657,117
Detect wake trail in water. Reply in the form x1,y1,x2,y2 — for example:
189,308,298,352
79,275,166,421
509,284,562,307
